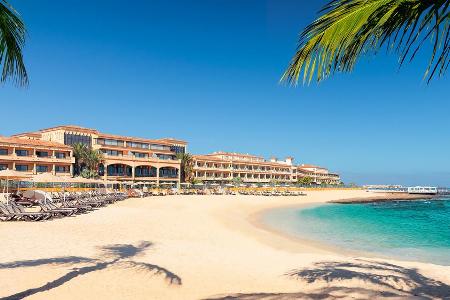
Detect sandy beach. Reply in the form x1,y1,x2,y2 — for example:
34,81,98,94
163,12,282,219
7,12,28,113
1,190,449,299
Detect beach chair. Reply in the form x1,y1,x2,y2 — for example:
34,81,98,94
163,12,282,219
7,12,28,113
38,200,76,218
0,202,51,221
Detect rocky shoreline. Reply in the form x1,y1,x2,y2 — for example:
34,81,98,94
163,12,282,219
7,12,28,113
330,192,435,204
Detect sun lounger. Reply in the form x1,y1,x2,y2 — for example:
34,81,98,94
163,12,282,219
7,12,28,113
0,202,51,221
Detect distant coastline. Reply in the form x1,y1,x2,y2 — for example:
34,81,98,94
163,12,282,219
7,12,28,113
329,192,435,204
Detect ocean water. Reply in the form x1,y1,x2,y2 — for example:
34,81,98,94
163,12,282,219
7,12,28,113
263,199,450,265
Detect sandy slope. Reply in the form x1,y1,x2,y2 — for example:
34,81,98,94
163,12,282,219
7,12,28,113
0,190,449,299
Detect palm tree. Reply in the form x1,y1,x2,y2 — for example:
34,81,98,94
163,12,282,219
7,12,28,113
0,0,28,86
282,0,449,85
297,176,313,186
72,143,103,178
72,143,88,176
232,176,243,186
84,149,104,178
176,153,194,183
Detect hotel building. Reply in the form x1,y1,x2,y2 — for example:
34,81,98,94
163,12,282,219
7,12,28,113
297,164,341,185
1,125,341,186
193,152,341,185
0,136,74,176
193,152,296,184
4,125,187,186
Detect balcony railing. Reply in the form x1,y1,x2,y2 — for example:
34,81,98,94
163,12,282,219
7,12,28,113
102,153,179,162
0,153,74,163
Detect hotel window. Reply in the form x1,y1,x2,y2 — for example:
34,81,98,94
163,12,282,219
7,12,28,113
36,151,49,157
132,152,148,158
15,149,28,156
102,149,123,156
103,139,124,147
156,154,175,160
0,164,7,170
0,149,7,155
64,133,92,146
159,167,178,178
128,142,149,149
36,165,49,173
15,165,28,171
150,144,171,151
107,165,132,176
55,166,68,173
55,152,66,159
170,145,185,154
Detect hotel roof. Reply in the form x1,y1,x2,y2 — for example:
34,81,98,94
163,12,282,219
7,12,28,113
0,136,71,149
11,131,42,138
39,125,99,134
208,151,264,159
158,138,188,145
37,125,187,146
298,164,326,169
97,132,180,146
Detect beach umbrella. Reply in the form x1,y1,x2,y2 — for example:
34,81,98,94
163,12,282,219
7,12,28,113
0,169,32,203
31,173,67,194
31,174,73,202
31,173,69,183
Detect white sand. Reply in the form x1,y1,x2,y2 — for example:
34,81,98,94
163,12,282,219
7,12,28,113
0,190,449,299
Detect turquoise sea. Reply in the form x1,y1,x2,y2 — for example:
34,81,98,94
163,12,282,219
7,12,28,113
263,199,450,266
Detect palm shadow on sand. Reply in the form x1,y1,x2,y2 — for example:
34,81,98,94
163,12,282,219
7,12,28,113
0,241,181,300
205,259,450,300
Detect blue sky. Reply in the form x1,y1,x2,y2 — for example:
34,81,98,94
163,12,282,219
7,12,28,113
1,0,449,186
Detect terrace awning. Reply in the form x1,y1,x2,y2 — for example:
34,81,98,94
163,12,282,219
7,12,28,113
31,173,69,183
0,169,31,180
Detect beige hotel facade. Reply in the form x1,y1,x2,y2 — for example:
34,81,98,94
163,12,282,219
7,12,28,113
1,125,341,186
2,125,186,186
193,152,341,185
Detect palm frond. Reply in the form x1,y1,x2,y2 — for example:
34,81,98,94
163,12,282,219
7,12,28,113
281,0,450,85
0,0,27,86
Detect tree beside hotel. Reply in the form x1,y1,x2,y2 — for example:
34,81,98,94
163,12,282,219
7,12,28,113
73,143,104,178
73,143,87,175
232,177,243,186
297,176,313,186
177,153,194,183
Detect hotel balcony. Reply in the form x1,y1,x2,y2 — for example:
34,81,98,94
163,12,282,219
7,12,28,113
194,166,232,171
0,153,74,164
102,153,180,163
204,176,232,181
